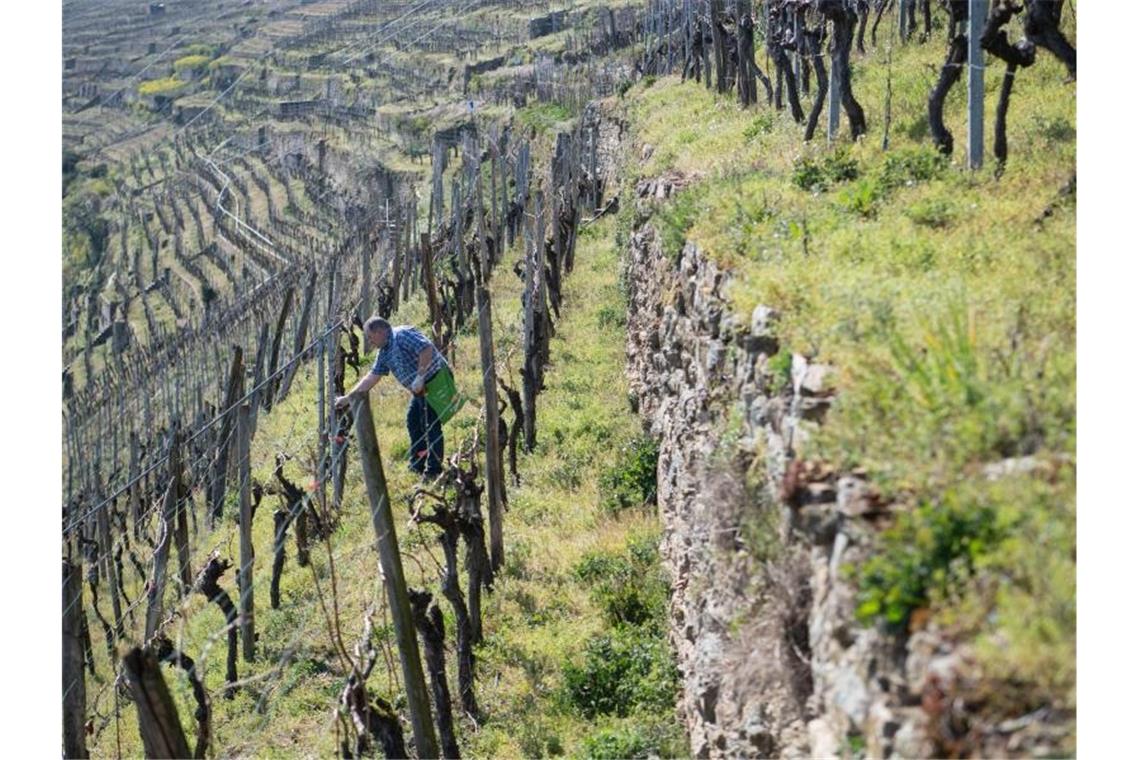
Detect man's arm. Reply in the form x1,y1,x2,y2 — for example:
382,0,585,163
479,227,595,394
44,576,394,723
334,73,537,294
411,346,433,394
335,371,382,409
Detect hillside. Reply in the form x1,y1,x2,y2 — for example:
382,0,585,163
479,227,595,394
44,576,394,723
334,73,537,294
62,1,1075,758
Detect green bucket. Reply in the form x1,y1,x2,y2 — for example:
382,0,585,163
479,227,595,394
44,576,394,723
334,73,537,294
424,367,464,425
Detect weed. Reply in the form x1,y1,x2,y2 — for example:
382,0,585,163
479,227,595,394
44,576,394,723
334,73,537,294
573,537,667,629
765,348,793,393
854,488,1005,629
791,149,859,191
578,719,688,759
1035,114,1075,143
743,113,774,140
599,435,659,514
561,627,678,718
597,304,626,330
655,185,704,262
905,197,956,228
837,176,886,218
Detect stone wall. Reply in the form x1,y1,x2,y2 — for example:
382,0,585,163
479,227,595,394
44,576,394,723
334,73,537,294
622,216,940,758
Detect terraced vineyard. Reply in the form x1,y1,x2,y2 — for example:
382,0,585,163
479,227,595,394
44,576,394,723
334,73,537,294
61,1,1077,758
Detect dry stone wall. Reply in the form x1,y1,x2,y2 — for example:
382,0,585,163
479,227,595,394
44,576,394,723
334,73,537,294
622,213,940,758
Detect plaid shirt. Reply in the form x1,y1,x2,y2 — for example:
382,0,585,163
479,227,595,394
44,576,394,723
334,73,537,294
371,326,446,390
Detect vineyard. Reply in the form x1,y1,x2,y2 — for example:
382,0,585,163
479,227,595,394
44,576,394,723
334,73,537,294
60,1,1076,758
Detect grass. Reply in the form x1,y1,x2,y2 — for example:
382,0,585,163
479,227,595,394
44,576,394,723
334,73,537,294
620,13,1075,737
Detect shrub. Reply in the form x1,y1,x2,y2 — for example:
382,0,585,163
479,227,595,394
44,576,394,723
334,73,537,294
791,156,827,192
791,149,859,191
561,627,678,718
599,435,659,514
835,146,945,217
879,146,947,190
854,488,1006,629
1035,115,1075,143
578,720,688,759
765,348,793,393
655,185,705,262
743,113,774,141
837,176,886,218
597,304,626,329
574,536,667,629
518,719,565,758
173,54,211,72
139,76,187,97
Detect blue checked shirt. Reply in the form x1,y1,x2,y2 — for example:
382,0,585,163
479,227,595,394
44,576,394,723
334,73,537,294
370,326,447,391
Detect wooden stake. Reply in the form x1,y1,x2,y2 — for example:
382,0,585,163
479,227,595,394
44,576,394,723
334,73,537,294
421,233,444,350
209,347,243,526
145,428,180,640
350,395,439,760
237,403,256,662
123,647,192,759
63,560,89,760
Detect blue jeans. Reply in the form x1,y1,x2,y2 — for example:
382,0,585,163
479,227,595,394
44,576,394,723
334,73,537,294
407,394,444,475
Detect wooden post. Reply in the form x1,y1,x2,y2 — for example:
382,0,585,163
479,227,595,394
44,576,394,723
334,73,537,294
828,36,842,142
476,282,505,572
123,647,192,759
129,430,143,538
277,271,317,402
94,486,124,639
235,403,256,662
171,423,192,594
967,0,986,169
264,288,294,411
145,428,180,640
63,560,89,760
237,403,255,662
209,347,243,526
350,396,439,760
421,233,443,350
391,215,403,313
248,323,269,437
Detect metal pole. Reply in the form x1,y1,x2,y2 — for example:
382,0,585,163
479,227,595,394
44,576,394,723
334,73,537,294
967,0,985,169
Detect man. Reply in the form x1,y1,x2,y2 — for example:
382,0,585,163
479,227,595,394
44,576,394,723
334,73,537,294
335,317,452,478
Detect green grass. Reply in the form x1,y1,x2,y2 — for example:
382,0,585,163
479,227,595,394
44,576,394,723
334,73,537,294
620,17,1075,732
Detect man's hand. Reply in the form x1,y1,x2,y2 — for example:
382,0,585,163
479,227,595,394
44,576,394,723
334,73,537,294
334,392,354,410
411,373,425,395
